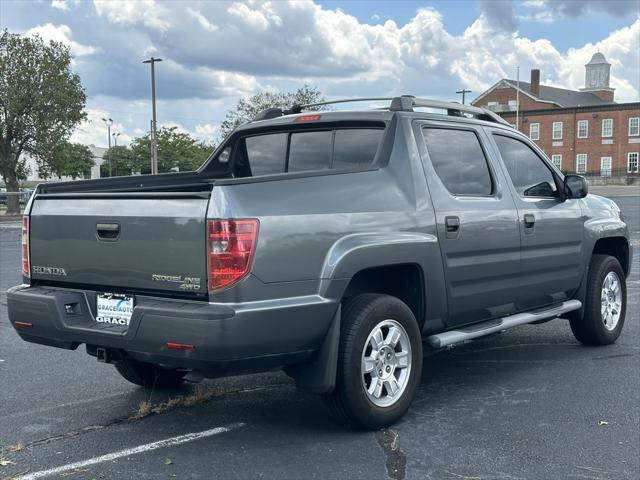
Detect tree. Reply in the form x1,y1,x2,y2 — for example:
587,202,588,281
101,145,136,178
218,85,325,142
100,127,211,177
40,141,94,180
0,30,86,214
131,127,212,173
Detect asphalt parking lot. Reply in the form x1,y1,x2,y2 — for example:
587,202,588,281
1,187,639,480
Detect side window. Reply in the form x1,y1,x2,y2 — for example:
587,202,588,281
493,135,558,198
288,131,332,172
423,128,493,196
244,133,287,176
333,129,383,168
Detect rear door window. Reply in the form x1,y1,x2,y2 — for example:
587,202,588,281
288,131,332,172
333,129,384,168
423,128,493,196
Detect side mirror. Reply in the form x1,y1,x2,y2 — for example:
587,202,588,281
564,175,588,199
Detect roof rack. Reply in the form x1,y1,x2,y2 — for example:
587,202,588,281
252,95,512,127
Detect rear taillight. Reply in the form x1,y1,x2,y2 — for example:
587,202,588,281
22,216,30,278
207,219,259,292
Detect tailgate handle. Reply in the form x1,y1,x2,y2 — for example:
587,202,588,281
96,223,120,240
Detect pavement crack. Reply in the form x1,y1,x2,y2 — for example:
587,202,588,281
2,382,291,454
376,428,407,480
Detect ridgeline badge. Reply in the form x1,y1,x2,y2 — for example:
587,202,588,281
152,273,202,291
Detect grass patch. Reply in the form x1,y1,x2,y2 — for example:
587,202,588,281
131,385,211,420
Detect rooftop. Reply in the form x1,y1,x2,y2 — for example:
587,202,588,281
502,79,614,107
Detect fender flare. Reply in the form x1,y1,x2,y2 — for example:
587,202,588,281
572,218,631,319
318,232,438,300
290,232,438,394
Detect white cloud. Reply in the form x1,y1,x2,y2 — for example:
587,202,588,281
227,2,282,31
186,8,219,32
93,0,170,31
27,0,636,148
51,0,69,11
195,123,219,143
70,107,130,147
26,23,99,57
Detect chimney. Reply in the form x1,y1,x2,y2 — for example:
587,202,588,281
530,69,540,97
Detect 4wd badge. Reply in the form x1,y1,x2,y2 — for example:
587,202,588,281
152,273,202,291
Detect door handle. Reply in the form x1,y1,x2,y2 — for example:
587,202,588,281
524,214,535,229
445,216,460,238
96,222,120,240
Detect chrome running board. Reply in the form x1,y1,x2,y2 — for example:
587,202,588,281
425,300,582,349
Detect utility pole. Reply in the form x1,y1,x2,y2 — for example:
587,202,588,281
143,57,162,175
456,89,472,105
102,117,113,177
516,66,520,131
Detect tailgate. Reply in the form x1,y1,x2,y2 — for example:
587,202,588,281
29,193,209,296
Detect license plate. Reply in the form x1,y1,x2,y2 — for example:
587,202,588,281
96,293,134,326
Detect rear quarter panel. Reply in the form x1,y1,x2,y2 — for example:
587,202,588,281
207,118,448,330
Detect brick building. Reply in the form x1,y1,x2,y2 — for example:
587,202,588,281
472,53,640,177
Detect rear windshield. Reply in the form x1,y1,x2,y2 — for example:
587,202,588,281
232,127,384,177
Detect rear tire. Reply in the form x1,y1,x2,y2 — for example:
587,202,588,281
570,254,626,346
323,294,422,429
115,358,186,389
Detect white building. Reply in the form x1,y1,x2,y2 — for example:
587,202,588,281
23,145,107,182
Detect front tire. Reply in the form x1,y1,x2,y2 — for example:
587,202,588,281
323,294,423,429
115,358,186,389
570,254,626,345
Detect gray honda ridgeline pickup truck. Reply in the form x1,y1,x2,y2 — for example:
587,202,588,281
8,96,632,429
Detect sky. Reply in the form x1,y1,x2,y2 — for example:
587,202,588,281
1,0,639,149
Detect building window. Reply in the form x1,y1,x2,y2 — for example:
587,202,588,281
577,120,588,138
552,121,563,140
630,118,640,136
576,154,587,174
629,152,639,173
602,118,613,138
600,157,612,177
529,123,540,140
487,101,499,106
551,155,562,170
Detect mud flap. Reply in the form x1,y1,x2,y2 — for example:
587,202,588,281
285,304,341,395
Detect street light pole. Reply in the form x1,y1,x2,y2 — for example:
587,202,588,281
102,117,113,177
112,132,121,177
143,57,162,175
456,89,472,105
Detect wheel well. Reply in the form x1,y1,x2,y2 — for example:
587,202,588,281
593,237,629,276
342,264,425,329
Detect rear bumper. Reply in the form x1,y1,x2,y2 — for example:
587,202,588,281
6,285,337,375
